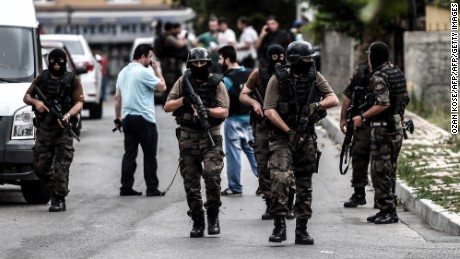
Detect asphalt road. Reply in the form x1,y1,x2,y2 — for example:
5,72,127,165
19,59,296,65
0,99,459,259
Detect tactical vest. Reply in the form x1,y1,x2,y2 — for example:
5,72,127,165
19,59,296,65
274,66,322,135
225,68,252,116
351,64,371,115
372,64,408,121
175,73,224,129
34,70,75,120
258,66,271,90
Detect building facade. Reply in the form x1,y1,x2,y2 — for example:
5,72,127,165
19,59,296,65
34,0,195,94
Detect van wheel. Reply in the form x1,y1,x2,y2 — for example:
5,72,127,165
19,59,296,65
21,180,52,204
89,101,103,119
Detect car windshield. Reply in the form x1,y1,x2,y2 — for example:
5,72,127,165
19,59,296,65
58,40,85,55
0,26,35,82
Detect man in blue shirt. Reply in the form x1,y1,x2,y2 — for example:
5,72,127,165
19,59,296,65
218,45,258,196
114,44,166,196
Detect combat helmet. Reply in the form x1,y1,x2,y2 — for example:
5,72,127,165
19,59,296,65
186,47,212,68
286,41,316,65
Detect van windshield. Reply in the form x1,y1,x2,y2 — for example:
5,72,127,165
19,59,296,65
0,26,35,82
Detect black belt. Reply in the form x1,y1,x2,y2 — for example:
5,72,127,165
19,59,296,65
370,121,387,127
180,130,220,138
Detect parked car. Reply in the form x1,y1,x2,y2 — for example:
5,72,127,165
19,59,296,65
41,41,88,136
41,34,103,119
130,37,164,104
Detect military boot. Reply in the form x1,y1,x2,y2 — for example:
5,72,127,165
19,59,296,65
374,209,399,224
261,198,274,220
286,191,295,219
295,218,314,245
269,216,286,242
207,207,220,235
49,193,66,212
367,211,382,222
344,187,366,208
190,212,205,238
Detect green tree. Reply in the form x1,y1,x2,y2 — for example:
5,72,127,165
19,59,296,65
306,0,406,45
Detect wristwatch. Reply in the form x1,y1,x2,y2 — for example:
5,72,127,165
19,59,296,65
360,113,366,121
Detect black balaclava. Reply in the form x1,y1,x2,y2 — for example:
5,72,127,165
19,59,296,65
191,64,210,81
369,42,389,70
48,49,67,77
266,44,285,74
291,60,312,75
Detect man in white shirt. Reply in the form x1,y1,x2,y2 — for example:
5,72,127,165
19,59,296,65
236,16,258,68
217,18,236,47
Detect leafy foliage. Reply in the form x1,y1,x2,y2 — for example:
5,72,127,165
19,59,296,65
306,0,406,43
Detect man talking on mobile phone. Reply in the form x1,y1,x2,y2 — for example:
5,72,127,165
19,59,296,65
114,44,166,197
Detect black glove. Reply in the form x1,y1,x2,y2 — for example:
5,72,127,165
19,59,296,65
182,95,193,106
112,118,122,133
198,106,209,119
308,102,321,116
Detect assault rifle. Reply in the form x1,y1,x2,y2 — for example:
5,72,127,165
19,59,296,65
339,92,374,175
183,72,216,147
249,88,265,122
402,119,415,139
290,65,323,173
339,105,355,175
34,86,80,142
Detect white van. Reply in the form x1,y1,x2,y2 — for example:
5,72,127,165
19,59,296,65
0,0,51,204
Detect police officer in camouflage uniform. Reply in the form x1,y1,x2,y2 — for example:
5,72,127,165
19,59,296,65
352,42,408,224
240,44,295,220
164,47,229,238
264,41,339,244
340,63,372,208
23,48,84,212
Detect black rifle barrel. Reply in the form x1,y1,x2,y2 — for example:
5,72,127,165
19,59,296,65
183,72,216,147
34,86,80,142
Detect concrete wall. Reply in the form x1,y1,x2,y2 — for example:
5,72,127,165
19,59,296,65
404,31,450,106
320,31,355,96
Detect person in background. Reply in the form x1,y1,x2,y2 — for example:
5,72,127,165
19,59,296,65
217,45,258,197
217,17,236,48
235,16,258,69
196,18,220,73
291,20,304,41
255,15,292,66
114,44,166,197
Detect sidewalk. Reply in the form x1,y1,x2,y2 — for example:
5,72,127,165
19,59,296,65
321,106,460,236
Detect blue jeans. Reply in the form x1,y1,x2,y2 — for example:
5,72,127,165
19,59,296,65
224,117,258,193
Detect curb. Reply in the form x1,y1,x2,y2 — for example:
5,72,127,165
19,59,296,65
321,112,460,236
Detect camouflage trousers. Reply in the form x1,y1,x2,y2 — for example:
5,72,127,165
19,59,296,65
177,128,225,215
253,120,294,199
268,133,318,219
370,127,403,212
33,126,74,197
350,125,371,188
